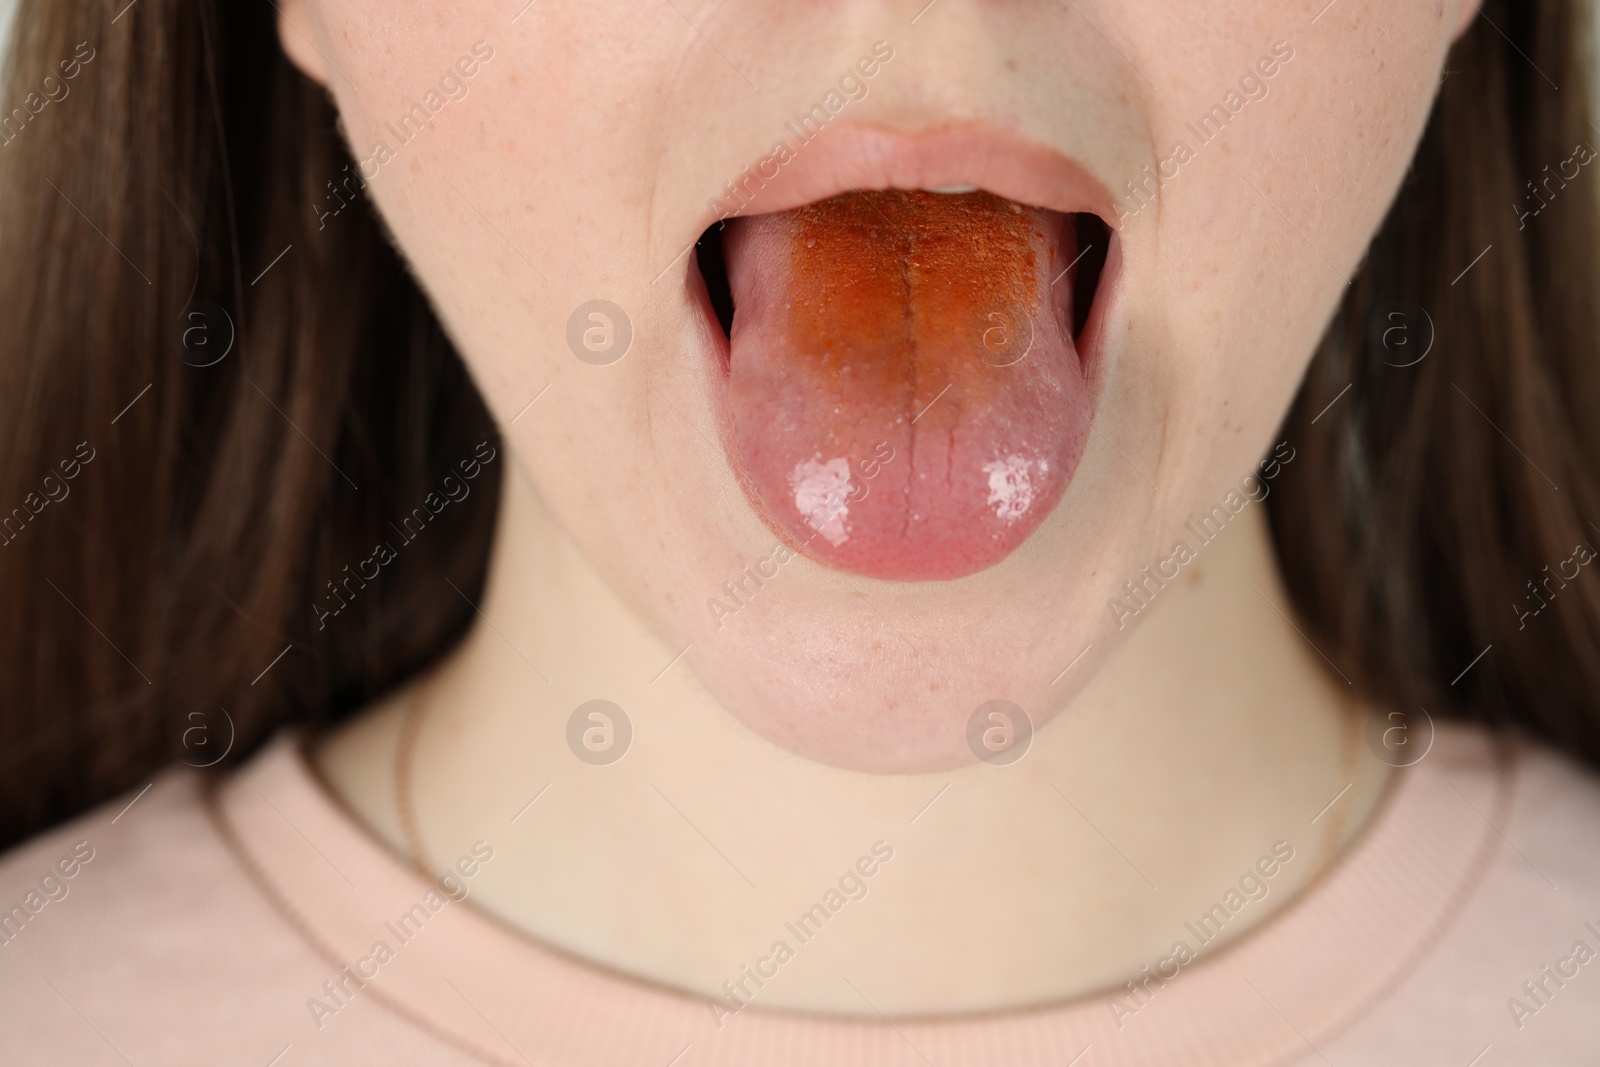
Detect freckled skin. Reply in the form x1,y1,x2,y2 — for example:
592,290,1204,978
723,191,1089,581
279,0,1480,775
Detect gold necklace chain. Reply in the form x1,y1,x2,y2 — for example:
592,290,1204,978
392,676,1365,888
1307,694,1364,885
393,678,435,879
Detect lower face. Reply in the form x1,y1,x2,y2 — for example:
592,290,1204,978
293,0,1460,771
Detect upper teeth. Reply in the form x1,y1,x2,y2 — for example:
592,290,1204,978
925,184,979,194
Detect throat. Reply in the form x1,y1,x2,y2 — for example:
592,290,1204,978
315,474,1388,1017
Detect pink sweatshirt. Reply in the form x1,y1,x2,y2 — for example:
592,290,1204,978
1,721,1597,1065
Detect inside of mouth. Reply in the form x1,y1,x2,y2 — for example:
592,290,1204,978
698,190,1106,582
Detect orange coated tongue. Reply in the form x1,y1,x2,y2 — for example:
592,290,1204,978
721,190,1090,581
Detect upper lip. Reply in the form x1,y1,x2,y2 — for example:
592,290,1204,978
699,120,1121,227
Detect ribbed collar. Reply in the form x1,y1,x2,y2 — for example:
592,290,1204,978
214,723,1508,1067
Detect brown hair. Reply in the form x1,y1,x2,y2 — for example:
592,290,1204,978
0,1,1597,849
1270,3,1600,765
0,0,498,847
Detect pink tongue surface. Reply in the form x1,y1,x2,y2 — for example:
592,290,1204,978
721,190,1089,582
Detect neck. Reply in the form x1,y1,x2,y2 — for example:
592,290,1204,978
317,459,1388,1016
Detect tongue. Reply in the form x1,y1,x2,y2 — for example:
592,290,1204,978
721,190,1090,582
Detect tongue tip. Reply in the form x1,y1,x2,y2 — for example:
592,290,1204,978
773,508,1061,582
748,444,1075,582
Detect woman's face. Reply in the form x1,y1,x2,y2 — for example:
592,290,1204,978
280,0,1470,771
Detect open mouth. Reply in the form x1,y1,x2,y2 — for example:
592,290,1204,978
690,137,1115,583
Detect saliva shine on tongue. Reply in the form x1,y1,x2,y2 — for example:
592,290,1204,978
721,190,1091,582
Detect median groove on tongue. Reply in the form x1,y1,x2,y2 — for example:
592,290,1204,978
721,189,1091,582
898,209,918,547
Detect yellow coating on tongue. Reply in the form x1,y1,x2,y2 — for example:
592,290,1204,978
780,191,1051,400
